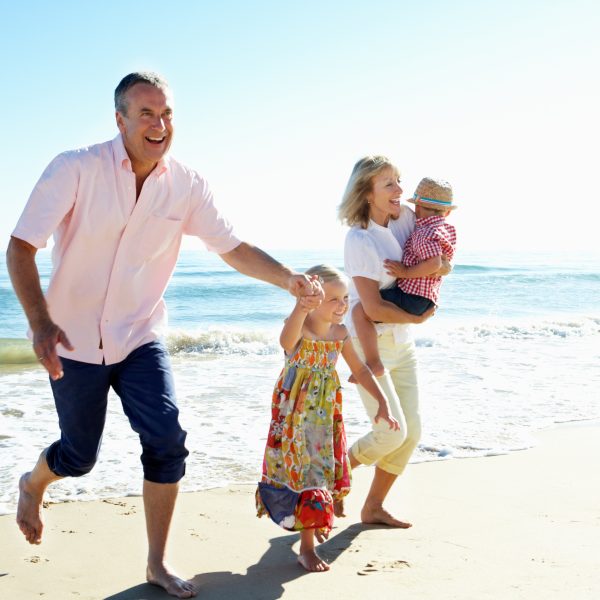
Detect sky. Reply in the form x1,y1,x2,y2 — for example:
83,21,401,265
2,0,599,256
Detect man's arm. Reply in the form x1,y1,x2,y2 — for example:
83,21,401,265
219,241,322,304
6,236,72,380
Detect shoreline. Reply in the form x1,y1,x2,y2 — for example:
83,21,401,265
1,423,598,599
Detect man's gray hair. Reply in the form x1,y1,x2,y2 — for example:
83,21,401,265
114,72,170,115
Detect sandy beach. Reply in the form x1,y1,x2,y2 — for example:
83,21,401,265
1,424,598,600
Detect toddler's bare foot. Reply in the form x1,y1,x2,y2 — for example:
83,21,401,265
334,499,345,517
147,564,197,598
297,549,330,572
16,473,44,545
314,528,330,543
361,504,412,528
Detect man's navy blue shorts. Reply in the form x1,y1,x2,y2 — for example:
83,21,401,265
46,341,188,484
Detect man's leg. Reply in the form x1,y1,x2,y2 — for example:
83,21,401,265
113,341,194,599
144,480,195,598
18,358,110,544
17,450,62,544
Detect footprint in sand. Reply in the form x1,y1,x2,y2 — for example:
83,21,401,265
26,556,49,564
357,559,410,575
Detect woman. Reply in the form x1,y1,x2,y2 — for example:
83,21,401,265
339,155,445,527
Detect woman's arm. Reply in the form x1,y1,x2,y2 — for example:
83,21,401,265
353,277,435,324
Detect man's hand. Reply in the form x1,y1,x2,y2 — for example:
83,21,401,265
288,274,324,311
33,319,74,381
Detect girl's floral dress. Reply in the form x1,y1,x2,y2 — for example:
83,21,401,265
256,337,351,533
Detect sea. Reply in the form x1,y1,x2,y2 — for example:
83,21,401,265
1,248,599,515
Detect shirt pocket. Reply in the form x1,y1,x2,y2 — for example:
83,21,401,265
132,213,183,262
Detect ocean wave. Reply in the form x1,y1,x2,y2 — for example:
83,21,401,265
415,316,600,347
165,328,279,356
0,338,35,365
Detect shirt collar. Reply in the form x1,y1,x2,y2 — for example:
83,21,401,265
368,218,392,233
415,214,446,228
112,134,169,177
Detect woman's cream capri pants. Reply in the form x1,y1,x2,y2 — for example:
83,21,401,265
350,331,421,475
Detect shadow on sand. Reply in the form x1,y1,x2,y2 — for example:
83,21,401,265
104,522,383,600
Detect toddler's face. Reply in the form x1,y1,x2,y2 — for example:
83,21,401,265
415,204,449,219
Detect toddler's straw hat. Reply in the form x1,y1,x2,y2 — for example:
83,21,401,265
408,177,457,210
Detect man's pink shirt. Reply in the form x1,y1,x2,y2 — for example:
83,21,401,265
12,135,241,365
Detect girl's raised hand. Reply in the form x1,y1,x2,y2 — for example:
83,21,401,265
374,406,401,430
288,274,324,310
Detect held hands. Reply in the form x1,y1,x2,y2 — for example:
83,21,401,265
288,274,324,312
374,404,401,431
33,319,74,381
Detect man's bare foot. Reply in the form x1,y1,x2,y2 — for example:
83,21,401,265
17,473,44,544
334,498,345,517
147,564,197,598
361,504,412,528
297,549,330,572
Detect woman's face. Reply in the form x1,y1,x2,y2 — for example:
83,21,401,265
367,167,403,226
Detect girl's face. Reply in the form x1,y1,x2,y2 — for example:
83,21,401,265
314,280,349,324
367,167,403,226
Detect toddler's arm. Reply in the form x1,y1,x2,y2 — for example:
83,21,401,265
383,255,442,279
341,337,400,430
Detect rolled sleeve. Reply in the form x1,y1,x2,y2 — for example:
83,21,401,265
12,153,78,248
184,173,241,254
344,230,381,281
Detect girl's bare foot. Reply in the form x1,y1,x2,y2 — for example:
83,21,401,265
297,549,330,572
16,473,44,545
147,564,197,598
361,504,412,528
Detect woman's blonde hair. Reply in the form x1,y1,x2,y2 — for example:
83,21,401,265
304,264,347,285
338,156,400,229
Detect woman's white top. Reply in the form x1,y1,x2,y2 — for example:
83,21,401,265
343,205,416,344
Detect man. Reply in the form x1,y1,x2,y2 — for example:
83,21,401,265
7,72,321,599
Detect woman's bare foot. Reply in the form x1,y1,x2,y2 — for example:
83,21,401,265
361,504,412,528
16,473,44,544
334,498,345,517
147,564,197,598
297,549,330,572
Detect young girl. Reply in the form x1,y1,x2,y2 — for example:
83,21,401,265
256,264,401,572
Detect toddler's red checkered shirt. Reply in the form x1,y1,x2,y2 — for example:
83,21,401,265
398,215,457,304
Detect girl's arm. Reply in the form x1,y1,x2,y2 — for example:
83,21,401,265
353,277,435,324
279,300,311,354
341,337,400,430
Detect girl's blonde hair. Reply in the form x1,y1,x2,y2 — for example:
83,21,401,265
338,155,400,229
304,264,347,285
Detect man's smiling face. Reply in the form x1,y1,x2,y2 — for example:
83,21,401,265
116,82,174,175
